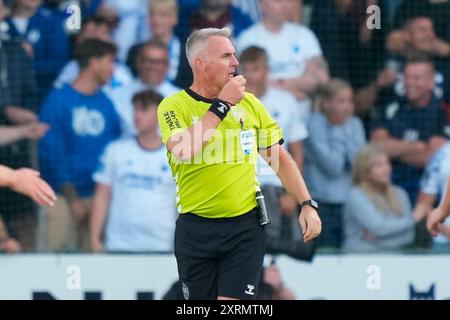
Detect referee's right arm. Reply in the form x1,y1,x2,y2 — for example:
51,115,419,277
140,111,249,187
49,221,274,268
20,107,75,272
166,112,221,161
164,76,246,161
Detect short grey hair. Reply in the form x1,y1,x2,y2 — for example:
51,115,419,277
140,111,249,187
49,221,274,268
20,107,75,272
185,27,232,67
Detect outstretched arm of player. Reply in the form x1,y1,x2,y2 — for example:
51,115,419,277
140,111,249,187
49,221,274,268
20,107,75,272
427,178,450,237
0,123,48,145
0,165,56,206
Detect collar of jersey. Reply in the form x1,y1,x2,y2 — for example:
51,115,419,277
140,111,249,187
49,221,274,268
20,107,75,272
185,88,214,103
135,136,164,152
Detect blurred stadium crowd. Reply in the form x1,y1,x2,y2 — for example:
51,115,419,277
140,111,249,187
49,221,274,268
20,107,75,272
0,0,449,257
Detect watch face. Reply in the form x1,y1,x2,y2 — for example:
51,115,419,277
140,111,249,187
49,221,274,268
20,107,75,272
311,200,318,209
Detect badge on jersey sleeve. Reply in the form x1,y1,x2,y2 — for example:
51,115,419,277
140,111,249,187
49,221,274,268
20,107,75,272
240,130,254,156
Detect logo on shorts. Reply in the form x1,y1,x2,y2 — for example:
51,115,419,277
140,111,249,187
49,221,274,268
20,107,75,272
245,284,255,296
182,282,189,300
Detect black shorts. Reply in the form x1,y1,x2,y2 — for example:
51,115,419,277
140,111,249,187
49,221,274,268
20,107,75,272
174,208,266,300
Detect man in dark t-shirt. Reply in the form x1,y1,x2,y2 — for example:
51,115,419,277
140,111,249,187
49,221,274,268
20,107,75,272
370,58,449,204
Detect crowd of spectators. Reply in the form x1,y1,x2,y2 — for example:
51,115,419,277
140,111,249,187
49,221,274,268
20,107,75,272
0,0,449,255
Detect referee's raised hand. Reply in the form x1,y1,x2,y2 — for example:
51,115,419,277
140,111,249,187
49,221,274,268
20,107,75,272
218,75,246,106
299,206,322,242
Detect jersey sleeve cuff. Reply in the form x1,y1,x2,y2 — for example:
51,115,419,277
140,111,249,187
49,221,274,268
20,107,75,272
258,138,284,150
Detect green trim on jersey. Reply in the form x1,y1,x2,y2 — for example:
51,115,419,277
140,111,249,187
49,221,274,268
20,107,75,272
157,90,282,218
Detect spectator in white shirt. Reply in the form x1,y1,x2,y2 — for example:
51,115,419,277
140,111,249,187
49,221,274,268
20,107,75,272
240,45,308,250
237,0,329,121
110,39,181,137
427,177,450,240
149,0,180,82
413,141,450,252
91,89,177,253
97,0,150,62
127,0,181,83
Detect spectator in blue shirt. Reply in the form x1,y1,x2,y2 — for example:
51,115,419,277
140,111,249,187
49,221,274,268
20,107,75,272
45,0,102,18
0,0,45,252
54,15,133,97
39,39,121,252
6,0,70,98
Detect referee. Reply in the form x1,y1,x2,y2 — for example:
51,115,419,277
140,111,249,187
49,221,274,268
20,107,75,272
157,27,321,300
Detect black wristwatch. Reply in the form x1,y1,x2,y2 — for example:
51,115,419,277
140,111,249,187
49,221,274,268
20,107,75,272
300,199,319,212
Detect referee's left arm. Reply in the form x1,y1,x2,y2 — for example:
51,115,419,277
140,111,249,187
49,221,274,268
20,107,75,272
259,145,321,242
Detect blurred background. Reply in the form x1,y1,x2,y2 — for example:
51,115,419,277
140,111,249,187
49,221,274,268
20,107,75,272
0,0,450,300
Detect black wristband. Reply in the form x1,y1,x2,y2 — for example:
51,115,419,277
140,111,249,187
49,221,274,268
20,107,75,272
208,98,232,121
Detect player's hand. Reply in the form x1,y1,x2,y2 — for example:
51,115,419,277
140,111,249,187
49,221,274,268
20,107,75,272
10,168,57,206
218,75,246,106
427,206,447,237
299,206,321,242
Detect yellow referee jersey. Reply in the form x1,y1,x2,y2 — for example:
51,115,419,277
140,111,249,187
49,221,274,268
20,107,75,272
157,89,282,218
